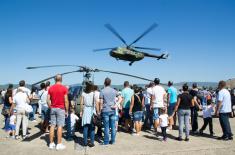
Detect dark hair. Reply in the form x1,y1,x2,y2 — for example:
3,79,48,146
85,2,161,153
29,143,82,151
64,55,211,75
46,81,50,87
93,85,98,91
218,81,226,89
192,83,197,89
31,86,37,94
8,84,13,89
168,81,173,86
149,81,154,87
154,78,160,85
5,88,13,98
84,81,93,94
104,77,111,86
19,80,25,87
124,81,129,87
40,83,46,89
182,84,189,91
133,85,140,93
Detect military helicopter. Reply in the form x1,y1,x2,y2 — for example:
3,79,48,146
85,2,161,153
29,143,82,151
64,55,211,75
27,65,155,114
94,23,169,66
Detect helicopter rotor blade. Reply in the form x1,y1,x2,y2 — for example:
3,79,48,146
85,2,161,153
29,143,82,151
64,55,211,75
105,24,128,46
93,47,117,52
129,23,158,47
26,65,82,70
32,70,81,86
96,69,152,82
133,46,161,51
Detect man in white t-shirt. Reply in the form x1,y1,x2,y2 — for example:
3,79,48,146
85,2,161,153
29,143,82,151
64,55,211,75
150,78,167,134
215,81,233,140
13,87,30,139
13,80,31,96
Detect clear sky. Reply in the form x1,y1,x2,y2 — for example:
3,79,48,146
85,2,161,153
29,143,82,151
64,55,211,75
0,0,234,85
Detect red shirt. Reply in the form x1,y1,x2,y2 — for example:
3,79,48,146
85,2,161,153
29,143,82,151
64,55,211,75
48,84,68,109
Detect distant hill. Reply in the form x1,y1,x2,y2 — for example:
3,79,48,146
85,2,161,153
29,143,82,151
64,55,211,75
0,82,219,90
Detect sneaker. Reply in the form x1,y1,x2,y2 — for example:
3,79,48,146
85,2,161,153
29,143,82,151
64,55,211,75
100,143,109,147
88,143,95,148
56,143,66,150
199,130,203,135
32,120,37,123
49,143,56,150
15,136,20,140
185,137,189,142
228,137,233,141
175,137,183,141
22,135,28,140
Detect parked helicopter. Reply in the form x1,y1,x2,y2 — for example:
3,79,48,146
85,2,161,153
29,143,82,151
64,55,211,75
26,65,155,114
94,23,169,66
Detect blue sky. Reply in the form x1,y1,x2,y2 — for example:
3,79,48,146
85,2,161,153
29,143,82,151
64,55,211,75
0,0,234,85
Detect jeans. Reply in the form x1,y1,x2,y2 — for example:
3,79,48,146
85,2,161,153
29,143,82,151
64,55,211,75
200,117,213,134
29,104,37,121
15,109,28,136
143,105,153,129
219,113,233,138
4,114,10,131
66,113,72,139
102,111,116,145
178,109,191,138
161,127,167,140
190,107,198,132
83,124,95,146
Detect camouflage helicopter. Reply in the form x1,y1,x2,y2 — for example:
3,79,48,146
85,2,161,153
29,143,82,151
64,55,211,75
94,23,169,66
27,65,155,115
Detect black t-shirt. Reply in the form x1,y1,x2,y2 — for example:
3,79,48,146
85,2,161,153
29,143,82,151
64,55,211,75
4,94,12,108
178,92,193,110
132,94,143,113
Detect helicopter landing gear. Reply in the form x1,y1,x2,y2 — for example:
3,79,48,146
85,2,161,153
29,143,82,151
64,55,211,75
129,62,134,66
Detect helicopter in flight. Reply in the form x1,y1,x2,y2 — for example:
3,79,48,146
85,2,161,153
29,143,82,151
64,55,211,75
94,23,169,66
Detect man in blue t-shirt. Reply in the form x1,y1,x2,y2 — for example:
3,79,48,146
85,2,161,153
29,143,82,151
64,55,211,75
121,81,134,132
167,81,178,130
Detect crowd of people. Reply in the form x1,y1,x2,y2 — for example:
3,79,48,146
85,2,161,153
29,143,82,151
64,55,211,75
0,75,235,151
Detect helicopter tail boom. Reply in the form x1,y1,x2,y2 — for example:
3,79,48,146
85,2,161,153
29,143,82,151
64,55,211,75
143,53,169,60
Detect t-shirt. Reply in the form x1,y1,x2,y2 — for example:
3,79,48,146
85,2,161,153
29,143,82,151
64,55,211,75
167,86,177,104
100,86,117,113
38,89,48,107
150,85,166,108
70,113,79,127
159,114,168,127
202,105,214,118
82,92,94,107
13,92,28,110
10,115,16,125
121,87,134,108
218,89,232,113
48,84,68,109
13,87,31,96
178,93,193,110
143,88,152,105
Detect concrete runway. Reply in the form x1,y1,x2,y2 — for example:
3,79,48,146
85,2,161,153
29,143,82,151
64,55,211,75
0,106,234,155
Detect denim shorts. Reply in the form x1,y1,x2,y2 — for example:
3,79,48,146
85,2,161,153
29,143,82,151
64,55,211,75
41,106,50,121
133,111,143,122
9,124,16,131
50,108,65,127
168,103,176,116
153,108,159,120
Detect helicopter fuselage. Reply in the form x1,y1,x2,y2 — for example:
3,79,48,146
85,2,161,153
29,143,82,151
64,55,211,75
109,47,144,61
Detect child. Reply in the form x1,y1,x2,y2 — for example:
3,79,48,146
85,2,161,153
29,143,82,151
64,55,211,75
8,109,17,139
70,109,79,137
159,108,169,141
199,102,214,136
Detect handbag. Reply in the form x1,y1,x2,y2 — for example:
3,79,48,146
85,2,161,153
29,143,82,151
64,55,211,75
1,107,10,116
25,104,33,113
